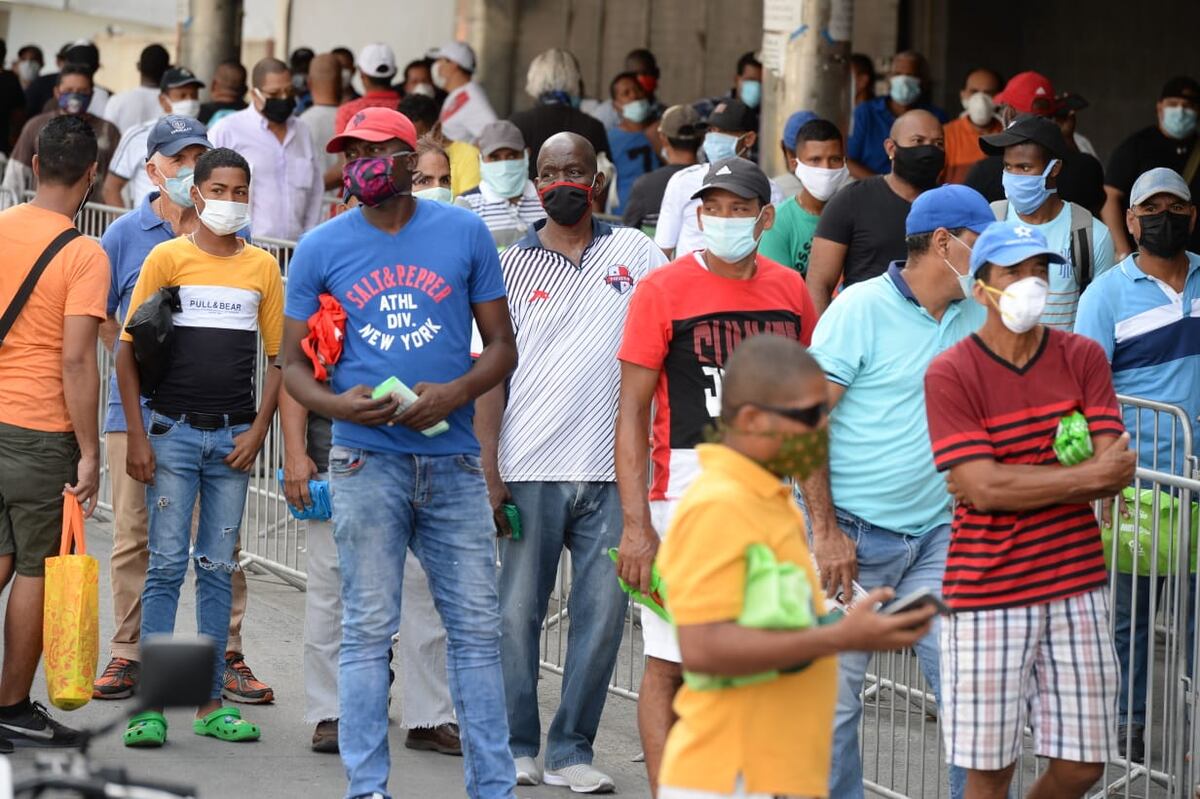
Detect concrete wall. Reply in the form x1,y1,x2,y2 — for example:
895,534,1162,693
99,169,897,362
285,0,456,77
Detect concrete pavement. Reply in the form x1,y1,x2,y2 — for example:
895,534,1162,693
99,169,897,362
4,514,650,798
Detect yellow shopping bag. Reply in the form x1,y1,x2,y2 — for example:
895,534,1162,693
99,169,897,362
42,494,99,710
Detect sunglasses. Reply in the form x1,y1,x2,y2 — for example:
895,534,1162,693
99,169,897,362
750,401,828,427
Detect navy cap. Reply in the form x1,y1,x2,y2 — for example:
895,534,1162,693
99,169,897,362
145,115,212,161
905,184,994,236
781,110,817,149
160,66,205,92
706,98,756,133
969,220,1066,276
690,157,772,204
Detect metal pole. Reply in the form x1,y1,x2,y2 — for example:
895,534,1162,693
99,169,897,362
178,0,243,99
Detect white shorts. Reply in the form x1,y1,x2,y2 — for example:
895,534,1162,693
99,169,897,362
642,499,681,663
941,588,1119,770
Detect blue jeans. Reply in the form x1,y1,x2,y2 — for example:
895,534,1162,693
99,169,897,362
1113,572,1197,727
140,414,250,700
330,447,514,799
497,482,627,770
827,508,965,799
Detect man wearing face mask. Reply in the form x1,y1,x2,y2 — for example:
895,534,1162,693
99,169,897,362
103,67,206,209
622,104,703,234
980,114,1115,330
616,157,817,795
454,120,545,250
654,99,783,259
4,63,121,197
807,109,945,315
335,43,401,141
14,45,43,90
281,106,518,799
692,52,763,163
800,185,992,799
209,57,324,241
605,71,661,215
925,220,1136,799
1075,168,1199,765
942,67,1002,184
760,118,849,275
103,44,170,135
847,50,946,179
429,40,497,145
1104,76,1200,257
772,110,818,197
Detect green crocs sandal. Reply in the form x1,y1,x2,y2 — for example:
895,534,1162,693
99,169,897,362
193,707,260,742
124,711,167,747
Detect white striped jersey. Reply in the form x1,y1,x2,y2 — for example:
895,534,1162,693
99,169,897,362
454,179,546,250
497,219,668,481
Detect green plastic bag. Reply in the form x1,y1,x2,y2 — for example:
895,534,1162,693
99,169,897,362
1054,411,1094,466
606,548,670,623
1100,487,1199,575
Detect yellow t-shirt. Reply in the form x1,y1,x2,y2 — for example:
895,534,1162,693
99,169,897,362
657,444,837,798
447,140,482,198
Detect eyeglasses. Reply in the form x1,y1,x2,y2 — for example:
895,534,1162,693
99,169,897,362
749,401,828,427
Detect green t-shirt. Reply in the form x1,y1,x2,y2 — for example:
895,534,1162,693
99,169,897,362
758,196,821,275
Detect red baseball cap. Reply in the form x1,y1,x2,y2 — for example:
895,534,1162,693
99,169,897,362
994,71,1061,116
326,107,418,154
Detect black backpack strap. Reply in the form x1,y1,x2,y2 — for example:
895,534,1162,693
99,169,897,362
1068,202,1094,291
0,227,82,349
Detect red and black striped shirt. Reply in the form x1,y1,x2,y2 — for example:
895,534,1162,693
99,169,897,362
924,328,1125,611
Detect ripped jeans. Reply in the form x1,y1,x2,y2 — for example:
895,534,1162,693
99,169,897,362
141,413,251,700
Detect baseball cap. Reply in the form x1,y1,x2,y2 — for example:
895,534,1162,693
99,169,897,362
326,107,418,153
1160,75,1200,102
1129,167,1192,206
660,105,705,141
145,115,212,161
994,71,1059,116
475,120,525,157
427,41,476,73
706,98,756,133
969,220,1066,276
782,110,818,150
979,114,1067,158
689,157,771,204
905,184,994,236
357,43,397,80
160,67,205,92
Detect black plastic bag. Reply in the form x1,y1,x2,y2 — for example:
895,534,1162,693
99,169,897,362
124,286,180,397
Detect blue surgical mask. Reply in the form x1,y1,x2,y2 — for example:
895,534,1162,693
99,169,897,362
414,186,452,203
701,212,762,262
480,156,529,199
739,79,762,109
1162,105,1198,140
58,92,92,115
889,74,921,106
622,98,650,124
1002,158,1059,215
159,166,196,208
703,132,741,163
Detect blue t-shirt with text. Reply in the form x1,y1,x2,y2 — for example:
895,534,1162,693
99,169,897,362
284,200,506,456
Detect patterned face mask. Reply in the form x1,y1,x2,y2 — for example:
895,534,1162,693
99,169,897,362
709,422,830,481
343,155,406,207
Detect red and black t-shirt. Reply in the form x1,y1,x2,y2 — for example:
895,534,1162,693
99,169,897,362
924,328,1124,611
618,253,818,501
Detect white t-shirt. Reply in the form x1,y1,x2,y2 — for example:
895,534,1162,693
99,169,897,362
438,82,497,144
103,86,161,134
653,163,785,256
108,119,156,207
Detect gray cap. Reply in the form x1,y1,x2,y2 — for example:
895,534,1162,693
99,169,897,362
475,120,526,157
1130,167,1192,206
690,157,771,204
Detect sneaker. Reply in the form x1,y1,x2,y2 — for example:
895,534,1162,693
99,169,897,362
311,719,338,753
93,657,140,700
0,701,83,748
405,722,462,756
222,652,274,704
1118,723,1146,764
514,756,542,786
543,764,615,794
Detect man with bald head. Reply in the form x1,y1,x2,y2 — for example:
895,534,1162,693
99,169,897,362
807,108,946,314
847,49,947,177
299,53,343,191
199,60,247,125
475,130,666,792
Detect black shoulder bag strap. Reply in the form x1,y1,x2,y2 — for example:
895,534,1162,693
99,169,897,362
0,227,82,350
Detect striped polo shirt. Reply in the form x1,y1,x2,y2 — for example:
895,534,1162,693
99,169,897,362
497,219,668,482
1075,251,1200,474
454,179,546,250
925,328,1125,610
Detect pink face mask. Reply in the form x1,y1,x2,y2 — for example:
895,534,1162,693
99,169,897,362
342,156,403,207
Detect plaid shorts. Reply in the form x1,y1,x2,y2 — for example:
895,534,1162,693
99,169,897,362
941,588,1119,770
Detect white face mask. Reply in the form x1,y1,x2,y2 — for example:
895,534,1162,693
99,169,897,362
17,60,41,84
963,92,995,127
942,234,974,298
170,99,201,119
196,193,251,236
794,161,850,202
414,186,452,203
983,276,1048,333
432,62,450,90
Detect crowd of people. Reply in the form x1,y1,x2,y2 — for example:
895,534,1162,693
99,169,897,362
0,32,1197,799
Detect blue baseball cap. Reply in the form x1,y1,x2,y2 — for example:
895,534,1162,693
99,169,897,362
145,115,212,162
905,184,994,237
968,220,1066,276
782,110,818,149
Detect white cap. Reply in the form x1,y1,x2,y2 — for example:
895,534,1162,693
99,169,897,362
357,43,397,80
428,41,476,73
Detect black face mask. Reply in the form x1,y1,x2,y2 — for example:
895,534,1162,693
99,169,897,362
538,179,594,226
1137,210,1192,258
260,95,296,124
891,143,945,191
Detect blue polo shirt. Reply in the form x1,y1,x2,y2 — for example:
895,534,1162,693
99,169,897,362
1074,251,1200,475
810,263,985,534
848,97,948,175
